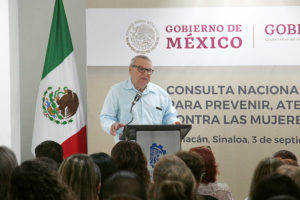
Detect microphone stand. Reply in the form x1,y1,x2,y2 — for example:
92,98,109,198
127,91,142,125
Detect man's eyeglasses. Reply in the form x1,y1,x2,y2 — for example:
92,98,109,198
131,65,154,75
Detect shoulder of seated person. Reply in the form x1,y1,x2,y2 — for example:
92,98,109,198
215,182,231,191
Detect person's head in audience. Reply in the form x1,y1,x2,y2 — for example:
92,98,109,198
248,157,284,197
58,154,100,200
250,173,300,200
189,146,217,184
151,155,197,200
273,150,298,162
35,140,63,164
0,146,18,200
9,159,73,200
281,158,299,166
176,151,205,186
90,152,117,184
35,156,59,171
111,141,150,187
90,152,117,200
277,165,300,189
102,170,147,200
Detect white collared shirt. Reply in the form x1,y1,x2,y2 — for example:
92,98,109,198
100,78,179,143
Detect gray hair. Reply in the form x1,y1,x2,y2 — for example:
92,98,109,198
129,55,152,67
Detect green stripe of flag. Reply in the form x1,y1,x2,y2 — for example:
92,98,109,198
42,0,73,79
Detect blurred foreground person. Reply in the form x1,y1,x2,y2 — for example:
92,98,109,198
150,155,200,200
273,150,298,163
90,152,117,200
35,140,63,165
111,141,150,187
176,151,217,200
277,164,300,189
9,159,73,200
102,170,147,200
0,146,18,200
58,154,100,200
247,157,284,200
250,173,300,200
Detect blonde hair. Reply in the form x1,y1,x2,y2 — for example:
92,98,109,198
58,154,98,200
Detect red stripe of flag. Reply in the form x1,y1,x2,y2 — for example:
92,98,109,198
61,126,87,158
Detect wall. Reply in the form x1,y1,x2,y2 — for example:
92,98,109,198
0,0,20,162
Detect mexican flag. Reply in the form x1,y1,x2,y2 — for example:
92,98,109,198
32,0,87,158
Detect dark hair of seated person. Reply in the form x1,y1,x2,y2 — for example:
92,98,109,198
0,146,18,200
90,152,117,200
176,151,205,183
250,173,300,200
273,150,297,162
35,156,59,171
101,170,147,200
35,140,63,165
248,157,284,197
9,160,73,200
90,152,117,184
111,141,150,187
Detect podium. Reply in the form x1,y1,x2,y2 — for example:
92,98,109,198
120,124,192,174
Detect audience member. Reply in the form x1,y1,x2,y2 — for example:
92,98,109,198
35,140,64,164
90,152,117,184
111,141,150,187
102,170,147,200
90,152,117,200
176,151,205,184
281,158,299,166
35,156,59,171
248,157,284,199
150,155,199,200
190,146,232,200
9,159,73,200
0,146,18,200
273,150,298,162
58,154,100,200
277,165,300,189
250,173,300,200
176,151,217,200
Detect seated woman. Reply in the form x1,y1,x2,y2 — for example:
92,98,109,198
247,157,284,200
190,146,233,200
58,154,100,200
150,155,199,200
111,141,150,188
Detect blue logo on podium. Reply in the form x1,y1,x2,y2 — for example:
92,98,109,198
150,143,167,168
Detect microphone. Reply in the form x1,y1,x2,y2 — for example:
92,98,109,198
127,91,142,125
132,91,142,106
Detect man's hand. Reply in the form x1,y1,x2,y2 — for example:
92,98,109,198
174,121,181,125
110,122,126,136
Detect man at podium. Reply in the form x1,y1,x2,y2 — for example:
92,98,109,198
100,55,181,143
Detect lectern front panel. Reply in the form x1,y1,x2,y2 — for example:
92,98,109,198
136,130,181,177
